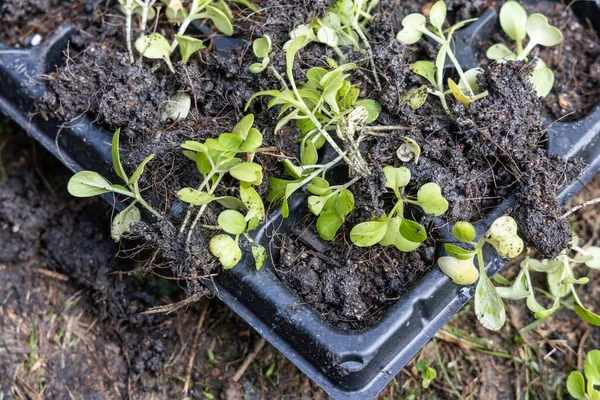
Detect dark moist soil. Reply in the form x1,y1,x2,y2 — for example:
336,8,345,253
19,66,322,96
0,0,94,47
20,0,591,330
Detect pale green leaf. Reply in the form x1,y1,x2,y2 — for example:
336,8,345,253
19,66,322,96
209,234,242,269
218,210,247,235
111,202,141,242
68,171,115,197
175,35,205,64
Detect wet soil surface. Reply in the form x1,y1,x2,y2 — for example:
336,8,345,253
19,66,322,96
0,0,594,330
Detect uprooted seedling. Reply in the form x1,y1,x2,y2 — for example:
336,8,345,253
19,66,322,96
67,128,161,241
441,216,600,331
177,114,266,269
349,166,448,250
397,1,488,113
439,216,524,330
486,1,562,97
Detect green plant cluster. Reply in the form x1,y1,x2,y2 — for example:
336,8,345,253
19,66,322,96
440,217,600,331
568,350,600,400
176,114,267,269
67,129,161,241
397,1,488,113
350,166,448,249
486,1,562,97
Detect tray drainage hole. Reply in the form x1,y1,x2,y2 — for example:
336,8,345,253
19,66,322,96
339,355,365,372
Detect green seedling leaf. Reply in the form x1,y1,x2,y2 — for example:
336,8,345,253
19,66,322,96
354,99,382,123
444,244,477,260
499,1,527,42
129,154,155,185
416,182,448,216
249,59,270,74
383,166,411,193
563,277,590,285
301,140,318,165
530,64,554,98
202,5,234,36
447,17,479,34
181,140,208,153
400,85,428,110
308,195,328,216
252,35,271,59
495,272,529,300
438,256,478,285
584,247,600,269
285,36,309,83
232,114,254,140
484,215,524,258
458,68,482,93
585,350,600,382
486,43,517,61
111,128,128,183
240,185,265,222
547,262,569,298
316,211,343,241
135,32,171,60
316,189,354,241
231,0,258,11
216,196,246,210
566,371,587,400
229,162,263,185
574,304,600,327
399,218,427,243
397,13,426,45
527,257,560,272
209,234,242,269
282,160,305,179
175,35,205,64
68,171,115,197
396,136,421,164
379,217,421,252
416,359,437,388
252,245,266,271
307,177,330,196
452,221,476,243
240,128,263,152
429,1,446,33
475,270,506,330
317,25,339,47
111,202,141,242
162,92,191,121
177,188,215,205
526,13,562,47
218,133,243,150
410,61,436,86
218,210,247,235
350,220,389,247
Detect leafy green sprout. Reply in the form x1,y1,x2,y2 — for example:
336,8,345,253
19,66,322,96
486,1,563,97
439,216,524,330
124,0,236,70
416,358,437,389
397,1,488,113
349,166,448,250
176,114,266,269
309,0,382,90
67,128,161,241
249,35,272,74
567,350,600,400
246,35,382,179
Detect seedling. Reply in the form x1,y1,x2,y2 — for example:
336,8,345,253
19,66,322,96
310,0,381,89
67,128,160,241
397,1,488,113
567,350,600,400
349,166,448,250
249,35,272,74
247,36,381,179
416,358,437,389
176,114,266,269
486,1,562,97
439,216,524,330
121,0,234,68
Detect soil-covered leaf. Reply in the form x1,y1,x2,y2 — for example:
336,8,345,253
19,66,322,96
111,202,141,242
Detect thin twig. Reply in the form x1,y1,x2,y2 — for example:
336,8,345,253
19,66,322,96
232,338,266,383
183,306,209,395
562,196,600,218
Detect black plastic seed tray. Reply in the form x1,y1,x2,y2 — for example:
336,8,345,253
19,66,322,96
2,3,600,398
